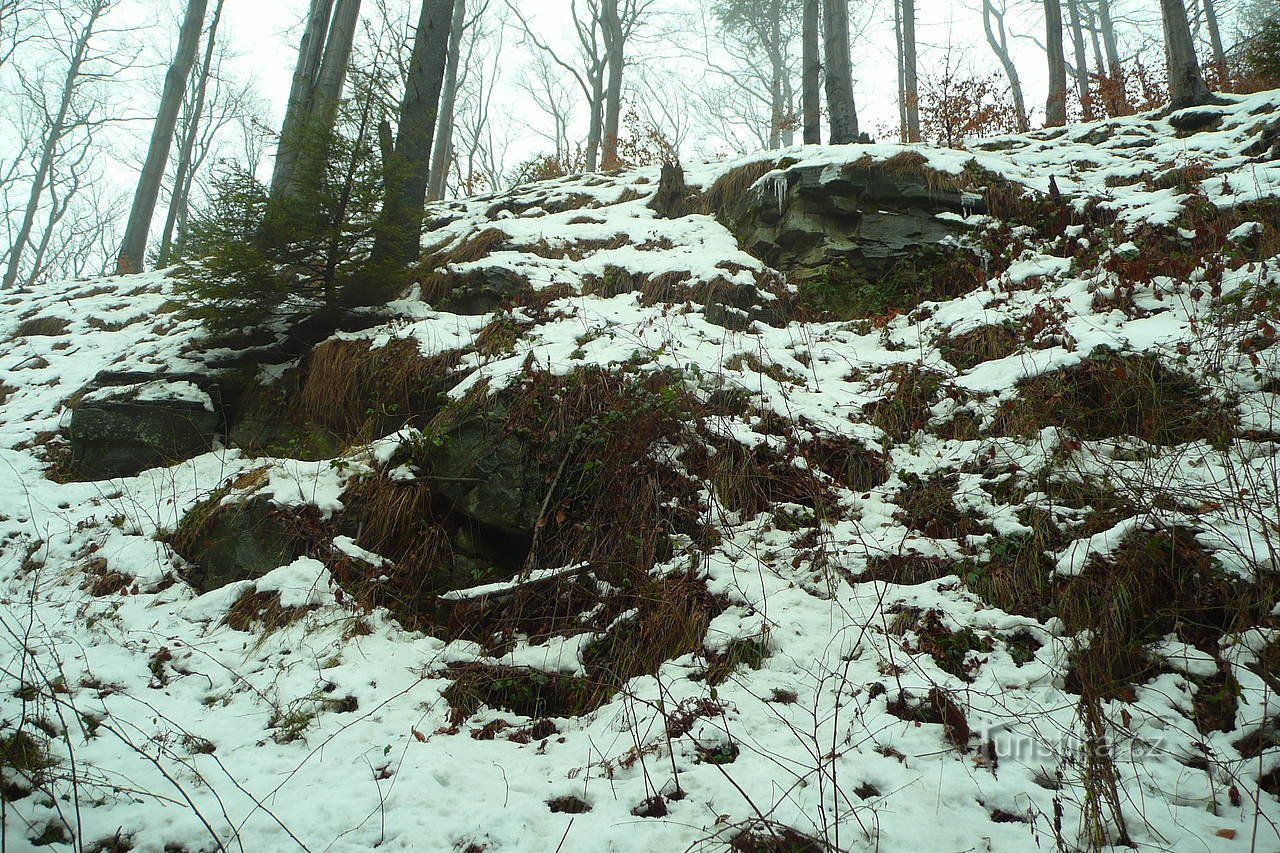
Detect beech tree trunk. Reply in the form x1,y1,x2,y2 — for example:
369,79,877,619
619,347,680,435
427,0,466,201
368,0,453,273
158,0,226,266
902,0,919,142
1,1,106,289
287,0,362,201
822,0,858,143
1044,0,1068,126
266,0,333,208
117,0,209,275
1200,0,1229,85
983,0,1029,132
1065,0,1092,119
1160,0,1213,108
600,0,624,169
1095,0,1129,114
801,0,820,144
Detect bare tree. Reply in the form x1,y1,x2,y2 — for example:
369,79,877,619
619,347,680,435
117,0,208,274
1160,0,1214,107
2,0,112,289
822,0,858,142
982,0,1029,131
427,0,470,201
506,0,606,170
1198,0,1229,83
368,0,453,271
900,0,919,142
709,0,802,150
1065,0,1093,118
266,0,364,226
1044,0,1068,126
157,0,227,266
1093,0,1129,113
802,0,819,143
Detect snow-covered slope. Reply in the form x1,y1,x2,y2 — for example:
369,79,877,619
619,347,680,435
4,92,1280,852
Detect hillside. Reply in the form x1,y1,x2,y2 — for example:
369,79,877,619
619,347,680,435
3,91,1280,852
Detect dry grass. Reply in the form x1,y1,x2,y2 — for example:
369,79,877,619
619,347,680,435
864,364,949,442
994,353,1235,448
698,159,778,219
421,227,507,270
1060,527,1278,698
12,316,69,337
937,324,1022,370
297,336,460,439
222,589,314,633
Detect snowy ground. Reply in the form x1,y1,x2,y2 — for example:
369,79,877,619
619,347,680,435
4,92,1280,852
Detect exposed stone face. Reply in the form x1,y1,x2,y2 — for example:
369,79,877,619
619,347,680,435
418,412,549,537
69,380,222,479
722,161,984,277
176,497,300,592
430,267,533,314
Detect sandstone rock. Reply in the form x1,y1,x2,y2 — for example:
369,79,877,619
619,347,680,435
175,496,300,592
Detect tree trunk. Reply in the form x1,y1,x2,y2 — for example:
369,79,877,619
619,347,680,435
1,2,105,289
288,0,361,196
266,0,334,208
1095,0,1128,114
902,0,919,142
780,72,795,147
427,0,466,201
822,0,858,143
1200,0,1228,85
983,0,1029,132
1160,0,1213,108
368,0,453,275
1044,0,1068,126
894,0,906,140
801,0,820,144
117,0,209,275
584,71,604,171
159,0,225,267
1065,0,1093,119
600,0,624,169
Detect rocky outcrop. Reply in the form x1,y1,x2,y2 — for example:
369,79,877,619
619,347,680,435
69,379,222,479
174,496,303,592
719,157,985,277
415,409,550,537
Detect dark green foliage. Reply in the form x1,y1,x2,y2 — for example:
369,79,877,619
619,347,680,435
1246,15,1280,85
174,76,407,331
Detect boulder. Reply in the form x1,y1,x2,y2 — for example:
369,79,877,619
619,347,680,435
417,411,549,537
69,380,221,479
175,496,301,592
428,266,533,314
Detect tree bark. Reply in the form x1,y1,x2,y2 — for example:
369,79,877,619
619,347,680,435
1160,0,1213,108
600,0,624,169
902,0,919,142
266,0,334,208
159,0,226,267
1065,0,1092,119
1,1,106,289
1044,0,1068,126
1095,0,1128,114
1200,0,1229,85
117,0,209,275
983,0,1029,132
287,0,362,199
368,0,453,273
801,0,820,144
822,0,858,143
427,0,466,201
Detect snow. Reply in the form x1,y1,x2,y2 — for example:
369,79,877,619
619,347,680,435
3,89,1280,852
